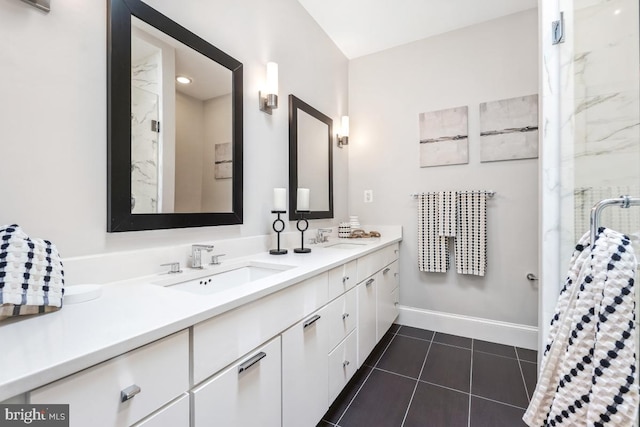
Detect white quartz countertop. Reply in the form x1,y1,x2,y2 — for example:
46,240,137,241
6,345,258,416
0,230,402,401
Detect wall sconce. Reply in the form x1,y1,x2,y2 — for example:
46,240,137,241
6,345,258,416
259,62,278,115
337,116,349,148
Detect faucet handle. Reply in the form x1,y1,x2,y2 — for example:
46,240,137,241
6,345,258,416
161,262,182,274
210,254,227,265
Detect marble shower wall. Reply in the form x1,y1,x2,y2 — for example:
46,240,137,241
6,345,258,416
131,52,161,213
539,0,640,356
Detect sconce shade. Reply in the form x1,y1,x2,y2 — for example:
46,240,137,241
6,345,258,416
260,62,279,114
341,116,349,137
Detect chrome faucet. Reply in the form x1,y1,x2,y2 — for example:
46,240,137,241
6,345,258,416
191,244,214,269
316,228,332,243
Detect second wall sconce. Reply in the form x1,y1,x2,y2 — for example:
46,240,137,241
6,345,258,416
259,62,279,115
337,116,349,148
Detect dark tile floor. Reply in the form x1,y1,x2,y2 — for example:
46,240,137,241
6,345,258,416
318,324,538,427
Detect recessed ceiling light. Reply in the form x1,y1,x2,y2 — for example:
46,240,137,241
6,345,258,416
614,9,622,15
176,76,192,84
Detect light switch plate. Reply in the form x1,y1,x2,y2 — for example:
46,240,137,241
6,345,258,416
364,190,373,203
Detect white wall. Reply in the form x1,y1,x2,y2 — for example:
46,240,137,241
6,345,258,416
175,91,205,212
202,94,233,212
349,10,539,327
0,0,348,258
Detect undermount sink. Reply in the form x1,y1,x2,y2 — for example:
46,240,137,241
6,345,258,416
324,242,369,249
155,261,294,295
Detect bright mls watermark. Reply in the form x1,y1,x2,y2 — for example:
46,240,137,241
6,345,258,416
0,405,68,426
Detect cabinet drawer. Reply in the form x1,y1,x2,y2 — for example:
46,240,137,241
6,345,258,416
379,260,399,295
384,243,400,265
193,273,328,385
192,337,281,427
30,331,189,427
328,260,357,301
356,250,385,283
328,329,357,404
133,393,189,427
326,287,357,351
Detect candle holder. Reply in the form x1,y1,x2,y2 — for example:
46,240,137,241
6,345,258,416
269,210,288,255
294,211,311,254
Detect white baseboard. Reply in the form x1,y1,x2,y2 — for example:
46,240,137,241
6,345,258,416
398,306,538,350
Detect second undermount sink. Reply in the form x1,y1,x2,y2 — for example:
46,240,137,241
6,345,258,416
323,241,370,249
155,261,295,295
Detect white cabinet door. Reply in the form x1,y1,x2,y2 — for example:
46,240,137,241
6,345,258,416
328,329,358,403
377,260,399,340
282,305,329,427
357,274,378,367
191,337,281,427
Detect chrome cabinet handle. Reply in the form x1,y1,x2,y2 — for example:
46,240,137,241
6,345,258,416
394,272,399,277
238,351,267,374
342,276,350,284
383,268,391,274
394,249,399,254
366,278,375,286
342,313,350,320
394,302,399,306
120,384,141,402
303,314,321,329
343,360,350,368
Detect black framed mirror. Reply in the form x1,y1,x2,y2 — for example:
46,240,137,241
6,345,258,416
288,95,334,220
107,0,243,232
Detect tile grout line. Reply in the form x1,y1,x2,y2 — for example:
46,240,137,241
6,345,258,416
515,347,532,403
470,393,529,411
335,327,399,426
467,339,474,427
400,336,434,426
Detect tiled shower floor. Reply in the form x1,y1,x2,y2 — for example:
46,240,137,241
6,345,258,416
318,324,537,427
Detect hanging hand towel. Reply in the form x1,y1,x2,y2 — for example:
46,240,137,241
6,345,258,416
0,224,65,320
523,228,638,427
438,191,456,237
418,193,449,272
454,191,487,276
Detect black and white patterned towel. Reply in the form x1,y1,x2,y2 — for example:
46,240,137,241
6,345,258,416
0,224,65,320
418,193,449,273
523,228,638,426
454,192,487,276
438,191,456,237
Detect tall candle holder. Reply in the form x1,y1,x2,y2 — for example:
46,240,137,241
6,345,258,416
269,210,288,255
294,211,311,254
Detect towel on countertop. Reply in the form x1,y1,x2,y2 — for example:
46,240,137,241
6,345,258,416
0,224,65,320
418,193,449,273
455,191,487,276
523,228,638,427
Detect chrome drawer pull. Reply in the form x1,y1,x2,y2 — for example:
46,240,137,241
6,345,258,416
383,268,391,274
342,313,350,320
303,314,321,329
120,384,141,403
238,351,267,374
366,278,375,286
342,276,350,284
343,360,350,368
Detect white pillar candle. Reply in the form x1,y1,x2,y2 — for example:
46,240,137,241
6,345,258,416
273,188,287,211
297,188,310,211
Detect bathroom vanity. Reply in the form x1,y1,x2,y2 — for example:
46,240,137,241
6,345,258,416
0,229,401,427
